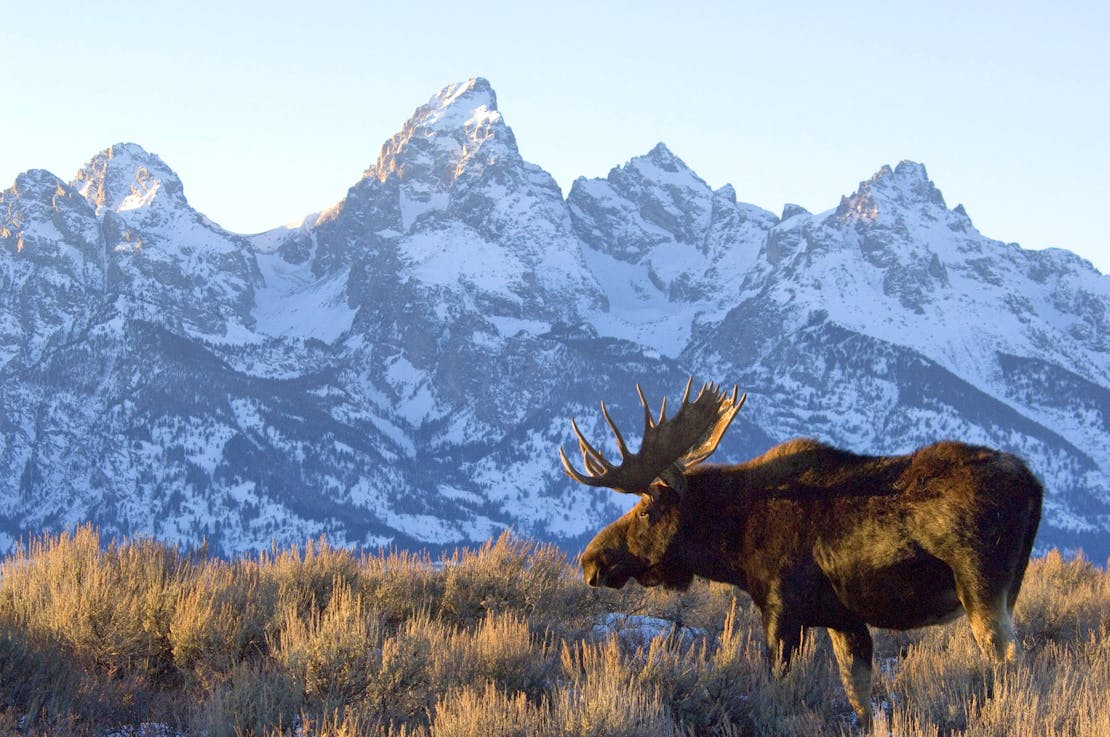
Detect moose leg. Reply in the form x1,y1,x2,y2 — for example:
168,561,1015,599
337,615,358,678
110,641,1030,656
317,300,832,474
761,608,803,673
966,595,1018,663
954,567,1018,663
828,623,874,725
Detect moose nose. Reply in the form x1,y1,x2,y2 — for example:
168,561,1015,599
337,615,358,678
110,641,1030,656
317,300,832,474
583,562,601,587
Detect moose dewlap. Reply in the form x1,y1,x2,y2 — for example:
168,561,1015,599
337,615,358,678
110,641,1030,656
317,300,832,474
560,379,1043,723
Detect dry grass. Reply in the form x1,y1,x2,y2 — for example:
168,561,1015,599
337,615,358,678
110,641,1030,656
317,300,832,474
0,526,1106,736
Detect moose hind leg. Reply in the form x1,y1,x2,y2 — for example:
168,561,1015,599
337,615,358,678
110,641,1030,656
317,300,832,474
828,623,874,725
955,568,1019,663
966,594,1019,663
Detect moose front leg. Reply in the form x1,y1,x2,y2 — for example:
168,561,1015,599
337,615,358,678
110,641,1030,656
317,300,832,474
828,623,874,726
760,606,804,673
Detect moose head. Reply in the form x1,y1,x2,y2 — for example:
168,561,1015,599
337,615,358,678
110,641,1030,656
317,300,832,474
559,379,745,591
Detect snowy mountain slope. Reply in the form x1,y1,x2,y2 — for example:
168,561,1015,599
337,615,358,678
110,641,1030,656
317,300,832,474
1,78,1107,559
568,143,777,354
682,161,1109,554
74,143,261,339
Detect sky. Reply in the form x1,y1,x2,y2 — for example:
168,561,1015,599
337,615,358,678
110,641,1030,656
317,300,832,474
2,1,1108,273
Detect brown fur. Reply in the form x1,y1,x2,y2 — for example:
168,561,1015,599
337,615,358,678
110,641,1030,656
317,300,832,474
580,439,1043,723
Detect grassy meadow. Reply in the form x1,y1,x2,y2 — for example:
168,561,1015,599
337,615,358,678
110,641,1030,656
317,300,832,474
0,526,1106,736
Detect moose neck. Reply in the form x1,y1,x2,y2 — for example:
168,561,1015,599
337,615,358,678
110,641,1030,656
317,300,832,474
671,465,755,588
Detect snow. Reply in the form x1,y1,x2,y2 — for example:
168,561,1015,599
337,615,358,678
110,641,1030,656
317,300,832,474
248,217,317,253
581,245,701,357
382,508,498,545
488,315,550,338
593,612,707,646
421,78,501,132
402,224,526,294
74,142,183,214
369,413,417,457
385,356,444,427
398,189,449,231
117,178,161,211
253,250,356,343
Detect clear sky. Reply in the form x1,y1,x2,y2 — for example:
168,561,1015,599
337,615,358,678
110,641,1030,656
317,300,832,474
3,1,1108,273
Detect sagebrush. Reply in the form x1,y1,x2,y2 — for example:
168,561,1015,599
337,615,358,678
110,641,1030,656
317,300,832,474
0,526,1105,736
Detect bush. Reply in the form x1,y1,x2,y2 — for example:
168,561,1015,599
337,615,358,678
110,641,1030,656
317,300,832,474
193,661,303,737
170,558,276,691
0,527,1106,737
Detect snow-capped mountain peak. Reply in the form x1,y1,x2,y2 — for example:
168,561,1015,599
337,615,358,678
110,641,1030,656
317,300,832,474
836,160,946,222
11,168,67,194
365,77,517,188
1,79,1108,562
420,76,501,132
72,142,185,214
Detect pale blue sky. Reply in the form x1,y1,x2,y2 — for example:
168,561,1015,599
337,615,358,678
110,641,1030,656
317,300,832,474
3,1,1107,272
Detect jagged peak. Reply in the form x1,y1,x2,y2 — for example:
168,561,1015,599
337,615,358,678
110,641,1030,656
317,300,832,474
382,77,503,140
72,142,185,214
10,168,66,194
636,142,688,171
645,141,677,162
715,184,737,203
430,77,497,118
365,78,516,184
618,142,708,193
400,77,502,136
867,160,945,206
837,159,947,221
781,203,810,220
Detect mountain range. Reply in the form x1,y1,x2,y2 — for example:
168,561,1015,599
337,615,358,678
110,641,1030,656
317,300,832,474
2,78,1108,560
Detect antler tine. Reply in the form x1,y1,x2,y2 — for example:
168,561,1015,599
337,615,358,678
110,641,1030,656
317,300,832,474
657,395,668,425
560,445,610,485
680,376,694,405
560,418,618,486
673,383,748,469
578,437,607,476
570,418,616,474
559,447,593,484
600,401,631,459
635,384,654,430
694,381,710,403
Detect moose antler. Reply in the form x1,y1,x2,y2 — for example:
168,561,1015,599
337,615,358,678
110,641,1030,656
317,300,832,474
559,378,746,495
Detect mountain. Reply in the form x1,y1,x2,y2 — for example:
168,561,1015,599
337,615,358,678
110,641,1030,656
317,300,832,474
2,78,1108,559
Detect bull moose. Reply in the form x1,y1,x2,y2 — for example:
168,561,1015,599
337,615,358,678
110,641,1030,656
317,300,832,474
560,380,1043,723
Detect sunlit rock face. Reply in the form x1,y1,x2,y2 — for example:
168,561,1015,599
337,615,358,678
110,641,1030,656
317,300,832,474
1,79,1108,559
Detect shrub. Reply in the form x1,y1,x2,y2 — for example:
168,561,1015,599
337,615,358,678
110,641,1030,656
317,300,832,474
1013,550,1109,647
440,531,579,628
273,578,385,707
0,527,187,685
359,549,445,627
170,558,277,691
0,527,1107,737
193,661,303,737
267,537,361,619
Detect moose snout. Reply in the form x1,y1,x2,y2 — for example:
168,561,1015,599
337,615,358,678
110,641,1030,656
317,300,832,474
582,559,602,587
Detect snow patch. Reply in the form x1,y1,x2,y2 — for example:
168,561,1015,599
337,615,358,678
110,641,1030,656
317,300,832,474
253,251,356,343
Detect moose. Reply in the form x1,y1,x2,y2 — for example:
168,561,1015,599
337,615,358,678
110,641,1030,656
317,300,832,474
560,380,1043,723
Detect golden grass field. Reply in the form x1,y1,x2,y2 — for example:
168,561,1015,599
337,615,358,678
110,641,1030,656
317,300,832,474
0,527,1106,736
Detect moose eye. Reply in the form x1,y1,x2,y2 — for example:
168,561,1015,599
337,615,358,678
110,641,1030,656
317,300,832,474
637,508,651,520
